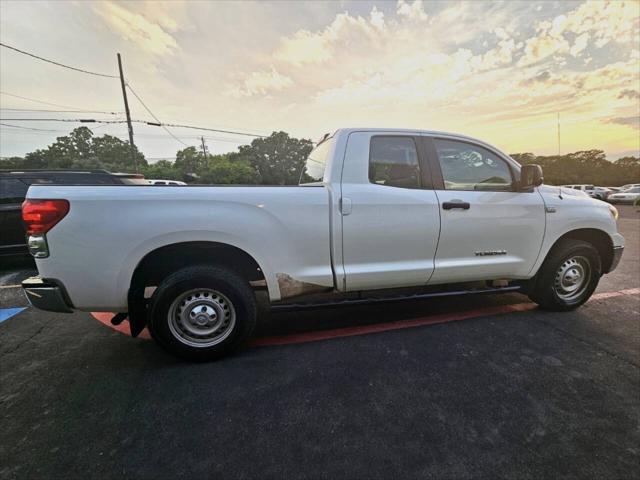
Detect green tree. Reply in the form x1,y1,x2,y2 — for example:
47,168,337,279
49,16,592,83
140,160,182,181
197,153,258,184
8,127,146,172
92,134,146,171
237,131,313,185
174,146,204,176
509,150,640,186
168,147,259,184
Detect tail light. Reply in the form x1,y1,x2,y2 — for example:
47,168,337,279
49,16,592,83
22,199,69,258
22,199,70,235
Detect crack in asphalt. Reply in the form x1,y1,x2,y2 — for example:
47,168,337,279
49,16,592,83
0,319,51,357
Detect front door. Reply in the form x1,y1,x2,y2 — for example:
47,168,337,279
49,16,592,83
424,136,546,284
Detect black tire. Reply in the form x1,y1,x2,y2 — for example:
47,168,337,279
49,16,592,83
529,239,601,311
148,265,256,361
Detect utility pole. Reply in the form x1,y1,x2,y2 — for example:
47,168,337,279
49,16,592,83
557,112,561,156
200,136,208,158
117,53,138,173
197,136,208,175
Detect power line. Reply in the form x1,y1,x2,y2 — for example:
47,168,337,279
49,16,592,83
0,91,121,112
0,122,61,132
0,107,122,115
162,122,266,138
0,118,129,123
125,82,188,147
0,116,266,138
0,42,119,78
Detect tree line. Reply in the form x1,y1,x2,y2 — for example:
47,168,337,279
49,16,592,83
511,151,639,187
1,127,313,185
1,127,638,186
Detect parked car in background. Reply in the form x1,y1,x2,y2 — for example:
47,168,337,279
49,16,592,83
20,128,624,361
148,179,187,186
113,173,148,185
607,187,640,204
587,187,613,200
620,183,640,191
562,184,595,194
0,169,134,256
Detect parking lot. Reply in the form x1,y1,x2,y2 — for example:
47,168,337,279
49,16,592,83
1,205,638,479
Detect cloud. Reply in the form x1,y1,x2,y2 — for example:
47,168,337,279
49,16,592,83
273,7,385,66
518,0,639,66
521,70,552,85
608,116,640,130
570,32,590,57
518,33,570,67
618,89,640,100
94,2,178,56
273,29,333,66
396,0,428,21
227,67,293,98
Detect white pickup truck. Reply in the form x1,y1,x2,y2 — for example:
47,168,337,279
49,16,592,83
21,128,624,360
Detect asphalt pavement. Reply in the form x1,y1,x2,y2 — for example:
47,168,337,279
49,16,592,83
0,206,638,479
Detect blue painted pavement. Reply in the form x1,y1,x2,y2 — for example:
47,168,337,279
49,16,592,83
0,307,26,324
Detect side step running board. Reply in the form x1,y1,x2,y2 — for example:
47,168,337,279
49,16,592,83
271,285,522,312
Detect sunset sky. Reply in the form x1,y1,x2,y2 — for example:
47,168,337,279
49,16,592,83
1,0,639,160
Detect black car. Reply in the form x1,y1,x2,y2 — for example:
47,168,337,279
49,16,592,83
0,169,144,256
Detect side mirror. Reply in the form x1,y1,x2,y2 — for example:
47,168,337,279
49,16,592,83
519,164,543,190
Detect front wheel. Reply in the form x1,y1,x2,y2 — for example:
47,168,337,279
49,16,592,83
529,239,601,311
148,265,256,361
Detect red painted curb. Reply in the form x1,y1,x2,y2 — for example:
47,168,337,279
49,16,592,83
90,288,640,347
90,312,151,339
249,302,536,347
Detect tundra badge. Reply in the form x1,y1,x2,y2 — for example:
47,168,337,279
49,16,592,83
475,250,507,256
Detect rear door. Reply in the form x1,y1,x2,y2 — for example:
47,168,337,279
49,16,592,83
424,136,545,283
340,131,441,291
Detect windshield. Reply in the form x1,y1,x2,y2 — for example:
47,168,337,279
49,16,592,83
299,137,333,184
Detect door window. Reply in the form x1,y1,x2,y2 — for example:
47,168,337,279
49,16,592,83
369,136,421,189
434,139,513,191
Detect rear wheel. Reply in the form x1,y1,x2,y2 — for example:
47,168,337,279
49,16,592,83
529,239,601,311
148,265,256,361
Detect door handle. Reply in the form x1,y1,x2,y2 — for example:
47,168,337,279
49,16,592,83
442,201,470,210
340,197,352,215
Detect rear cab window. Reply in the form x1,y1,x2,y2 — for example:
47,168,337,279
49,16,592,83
300,137,334,185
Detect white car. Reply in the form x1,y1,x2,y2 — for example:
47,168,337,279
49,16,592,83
148,179,187,186
588,187,613,200
562,184,595,194
21,128,624,360
607,187,640,204
620,183,640,191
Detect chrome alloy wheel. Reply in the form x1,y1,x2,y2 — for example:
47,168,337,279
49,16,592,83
554,256,591,303
168,288,236,348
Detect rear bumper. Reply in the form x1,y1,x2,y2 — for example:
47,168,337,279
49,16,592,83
22,276,74,313
606,246,624,273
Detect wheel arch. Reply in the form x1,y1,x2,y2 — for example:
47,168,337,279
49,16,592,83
541,228,614,274
124,240,273,337
130,241,269,294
